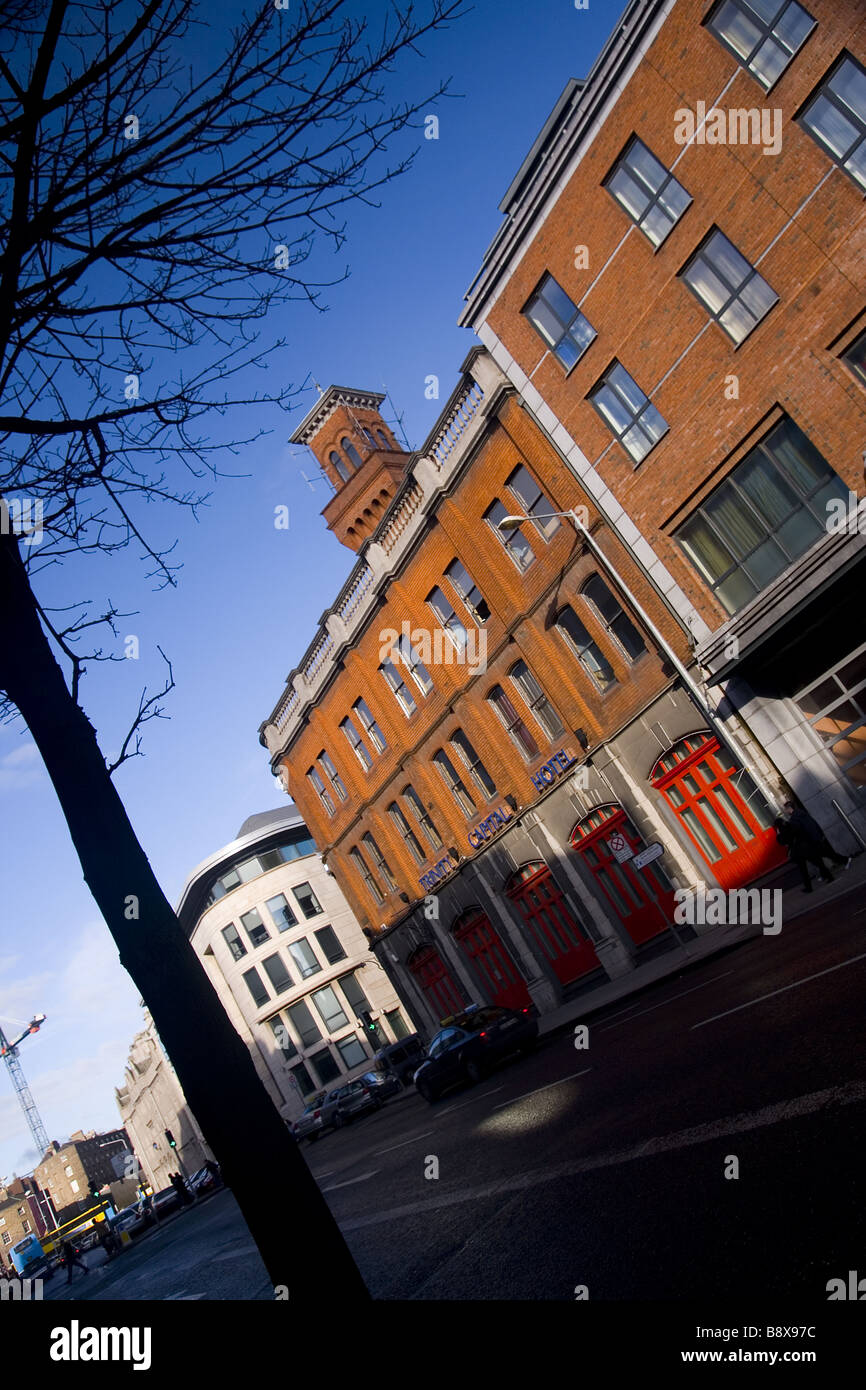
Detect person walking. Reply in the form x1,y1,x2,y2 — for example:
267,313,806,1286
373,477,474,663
774,803,849,892
61,1238,89,1284
783,802,851,870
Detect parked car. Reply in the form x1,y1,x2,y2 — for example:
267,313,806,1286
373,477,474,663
151,1185,186,1217
373,1034,426,1087
187,1164,222,1196
320,1077,384,1130
111,1206,148,1238
414,1005,538,1102
359,1069,402,1100
291,1092,328,1144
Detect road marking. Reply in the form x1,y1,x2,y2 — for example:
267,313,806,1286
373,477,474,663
374,1131,434,1155
211,1246,259,1262
313,1170,335,1178
437,1087,504,1116
339,1079,866,1232
164,1291,206,1300
691,951,866,1029
321,1170,379,1192
492,1067,592,1110
598,972,735,1033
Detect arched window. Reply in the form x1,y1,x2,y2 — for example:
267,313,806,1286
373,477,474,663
487,684,539,760
650,732,784,888
555,605,617,690
505,862,599,985
329,450,351,483
580,575,647,661
362,428,376,446
341,436,363,470
376,429,390,448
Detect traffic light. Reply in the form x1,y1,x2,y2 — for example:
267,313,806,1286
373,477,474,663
360,1011,376,1034
165,1128,177,1149
89,1182,101,1201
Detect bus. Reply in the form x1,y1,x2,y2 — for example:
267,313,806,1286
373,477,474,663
10,1232,52,1280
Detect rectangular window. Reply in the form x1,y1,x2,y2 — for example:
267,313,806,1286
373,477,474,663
240,908,270,949
221,923,247,963
556,605,618,691
681,229,777,345
427,586,469,655
340,715,373,770
794,641,866,786
581,575,647,661
236,857,262,884
800,53,866,192
523,271,596,369
380,657,417,715
676,416,848,615
262,953,294,995
279,832,316,861
451,729,497,800
311,984,350,1033
337,1035,369,1069
589,361,668,463
445,559,491,623
488,685,540,760
362,832,397,891
403,784,443,850
605,136,691,246
268,1016,298,1059
291,1060,317,1096
258,848,284,872
485,498,536,572
385,1008,410,1040
307,765,335,815
842,327,866,386
395,634,434,695
314,925,347,965
509,660,565,740
292,882,323,919
353,697,387,753
319,750,348,801
287,938,322,980
388,801,425,863
349,845,385,904
433,748,476,817
265,893,298,933
287,998,321,1048
707,0,815,91
308,1049,341,1086
242,967,270,1008
507,464,560,539
339,971,372,1015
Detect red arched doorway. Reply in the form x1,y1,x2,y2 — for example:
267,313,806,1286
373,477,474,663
451,908,532,1010
571,804,676,945
650,732,785,889
407,944,465,1022
505,862,600,986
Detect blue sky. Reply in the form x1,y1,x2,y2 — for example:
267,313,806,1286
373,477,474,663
0,0,623,1180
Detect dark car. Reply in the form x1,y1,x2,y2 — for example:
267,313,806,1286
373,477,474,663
320,1077,384,1130
151,1185,186,1217
373,1034,426,1087
291,1092,328,1143
414,1004,538,1102
359,1069,402,1101
188,1164,222,1196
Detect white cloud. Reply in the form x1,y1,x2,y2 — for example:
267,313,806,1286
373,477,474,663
0,740,46,792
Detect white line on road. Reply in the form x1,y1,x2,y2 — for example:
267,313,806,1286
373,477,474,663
211,1246,259,1262
437,1087,504,1116
492,1067,592,1111
321,1171,380,1192
339,1079,866,1232
597,972,735,1032
374,1131,434,1156
691,951,866,1029
164,1292,206,1300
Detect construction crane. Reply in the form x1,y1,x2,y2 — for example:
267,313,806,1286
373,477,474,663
0,1014,49,1157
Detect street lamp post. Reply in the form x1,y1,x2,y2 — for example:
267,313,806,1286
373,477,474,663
498,509,781,814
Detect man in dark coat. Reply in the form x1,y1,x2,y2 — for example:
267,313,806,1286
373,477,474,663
775,802,850,892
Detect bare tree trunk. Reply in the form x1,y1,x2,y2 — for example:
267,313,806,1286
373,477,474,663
0,526,369,1300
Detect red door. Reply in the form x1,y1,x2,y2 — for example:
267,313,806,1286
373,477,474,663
408,945,464,1022
651,733,786,890
506,862,600,986
571,804,676,946
452,909,532,1010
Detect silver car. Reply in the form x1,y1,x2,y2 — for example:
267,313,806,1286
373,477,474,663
291,1092,328,1143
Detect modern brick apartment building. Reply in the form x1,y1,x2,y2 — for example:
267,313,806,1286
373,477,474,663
259,0,865,1030
459,0,866,843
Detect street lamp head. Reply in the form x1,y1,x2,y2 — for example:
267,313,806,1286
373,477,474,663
498,514,527,533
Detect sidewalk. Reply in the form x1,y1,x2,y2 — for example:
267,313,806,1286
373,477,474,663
538,850,866,1039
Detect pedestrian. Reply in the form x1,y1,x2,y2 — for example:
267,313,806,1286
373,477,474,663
774,803,849,893
61,1238,89,1283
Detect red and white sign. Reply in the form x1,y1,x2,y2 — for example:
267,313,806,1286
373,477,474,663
607,832,633,864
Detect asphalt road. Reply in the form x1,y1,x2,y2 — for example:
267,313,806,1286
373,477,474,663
45,879,866,1302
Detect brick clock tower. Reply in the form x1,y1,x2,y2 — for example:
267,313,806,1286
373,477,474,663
289,386,408,551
